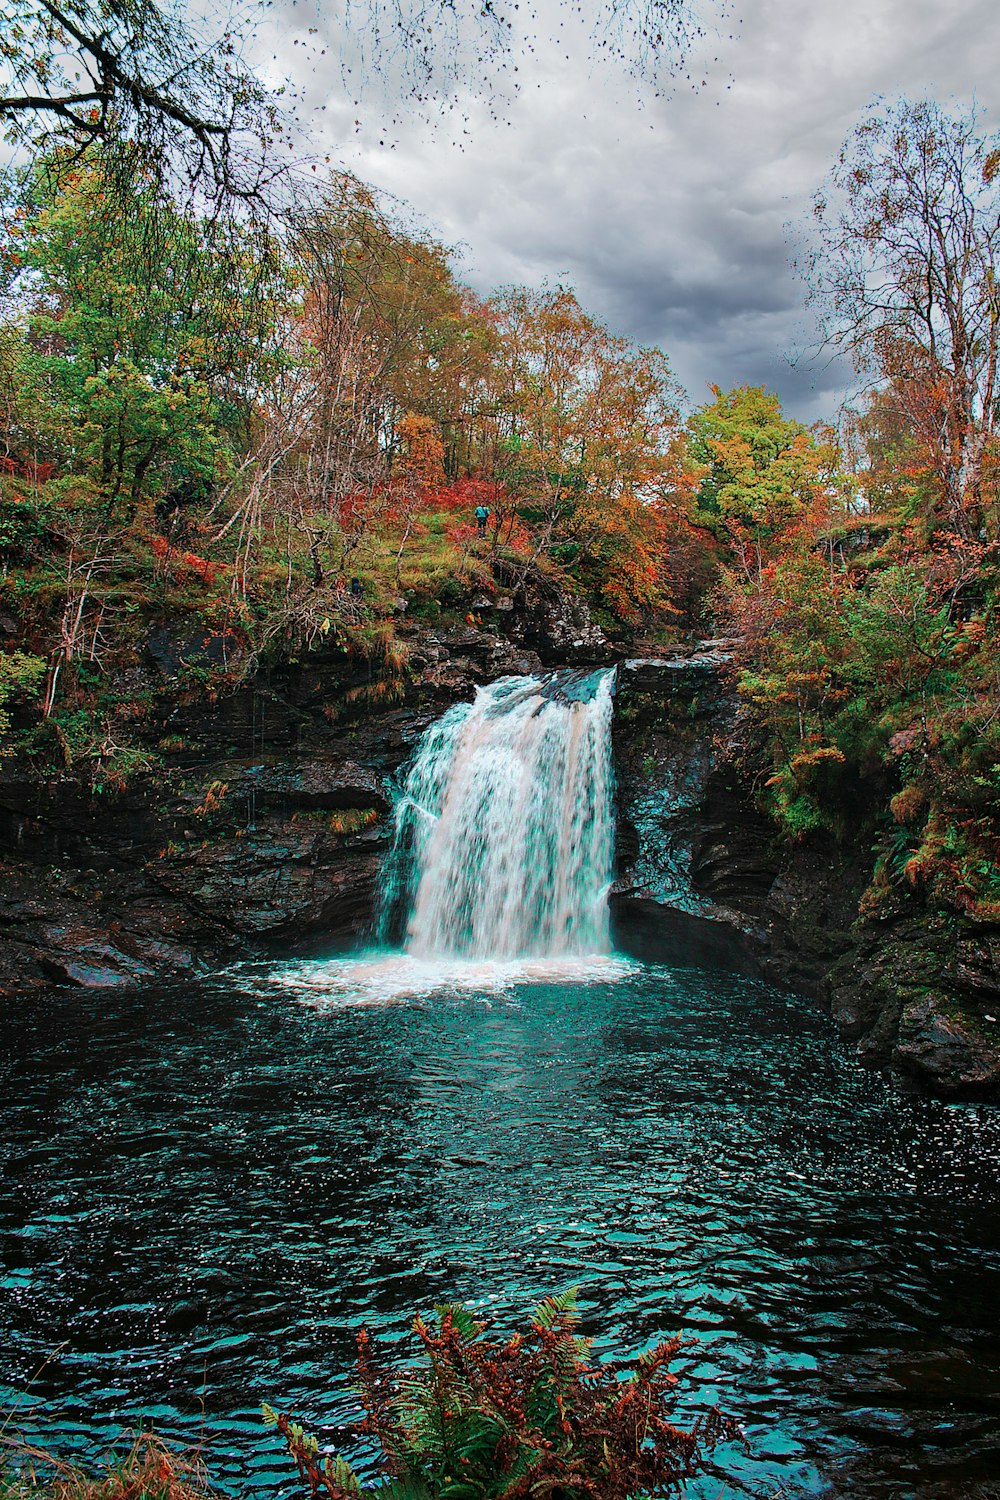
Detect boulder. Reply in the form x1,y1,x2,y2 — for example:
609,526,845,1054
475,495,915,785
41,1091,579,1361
893,994,1000,1095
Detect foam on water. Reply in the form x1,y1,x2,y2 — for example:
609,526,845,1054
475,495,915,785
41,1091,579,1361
274,948,639,1008
251,669,621,1008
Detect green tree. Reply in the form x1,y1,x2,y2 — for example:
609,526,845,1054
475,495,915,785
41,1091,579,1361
0,148,292,719
689,384,846,579
3,150,289,512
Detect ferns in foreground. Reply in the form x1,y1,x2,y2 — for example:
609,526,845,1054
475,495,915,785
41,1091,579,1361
264,1288,745,1499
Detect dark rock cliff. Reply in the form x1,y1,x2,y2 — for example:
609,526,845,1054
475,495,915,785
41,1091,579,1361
0,590,613,995
611,650,1000,1099
2,611,998,1099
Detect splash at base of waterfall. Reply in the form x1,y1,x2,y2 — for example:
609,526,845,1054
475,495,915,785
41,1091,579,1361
380,669,617,961
273,949,638,1009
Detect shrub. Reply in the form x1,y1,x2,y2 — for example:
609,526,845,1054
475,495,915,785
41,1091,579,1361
264,1289,744,1499
0,650,46,752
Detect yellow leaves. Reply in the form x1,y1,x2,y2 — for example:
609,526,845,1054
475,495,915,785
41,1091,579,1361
789,745,846,778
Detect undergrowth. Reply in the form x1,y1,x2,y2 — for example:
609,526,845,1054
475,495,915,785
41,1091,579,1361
264,1288,745,1499
0,1433,217,1500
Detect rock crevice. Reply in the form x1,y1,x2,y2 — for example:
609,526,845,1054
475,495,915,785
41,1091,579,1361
611,650,1000,1099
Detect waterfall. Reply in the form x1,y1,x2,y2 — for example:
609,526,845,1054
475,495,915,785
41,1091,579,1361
380,669,616,960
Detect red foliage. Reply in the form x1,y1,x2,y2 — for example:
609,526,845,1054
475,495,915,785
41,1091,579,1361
151,533,222,585
338,484,406,531
267,1294,744,1500
422,477,502,514
445,520,478,549
430,479,532,555
1,453,55,482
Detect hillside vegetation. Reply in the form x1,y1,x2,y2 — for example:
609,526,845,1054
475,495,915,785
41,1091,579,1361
2,100,1000,929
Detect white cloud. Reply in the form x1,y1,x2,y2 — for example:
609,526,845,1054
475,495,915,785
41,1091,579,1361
252,0,1000,420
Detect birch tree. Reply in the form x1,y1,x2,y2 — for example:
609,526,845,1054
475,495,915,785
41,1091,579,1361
810,100,1000,541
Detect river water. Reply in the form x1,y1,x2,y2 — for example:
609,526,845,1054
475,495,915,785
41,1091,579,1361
2,956,999,1498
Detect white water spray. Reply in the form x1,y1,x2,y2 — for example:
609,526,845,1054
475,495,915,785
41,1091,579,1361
380,670,617,960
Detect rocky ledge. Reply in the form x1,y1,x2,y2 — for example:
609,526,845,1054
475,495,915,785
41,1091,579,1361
611,648,1000,1100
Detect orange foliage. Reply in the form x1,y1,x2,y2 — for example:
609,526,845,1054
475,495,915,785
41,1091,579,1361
396,412,446,490
151,534,222,585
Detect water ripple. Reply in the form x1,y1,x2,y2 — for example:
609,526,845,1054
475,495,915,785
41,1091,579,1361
2,963,999,1499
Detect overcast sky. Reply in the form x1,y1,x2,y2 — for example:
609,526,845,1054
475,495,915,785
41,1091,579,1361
253,0,1000,420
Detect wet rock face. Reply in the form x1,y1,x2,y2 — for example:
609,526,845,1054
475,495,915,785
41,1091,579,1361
0,651,437,996
234,760,390,814
0,750,395,996
0,585,592,997
401,621,542,686
518,593,613,665
894,998,1000,1094
148,817,385,942
147,625,241,678
0,859,210,995
826,920,1000,1096
611,649,783,932
610,649,1000,1100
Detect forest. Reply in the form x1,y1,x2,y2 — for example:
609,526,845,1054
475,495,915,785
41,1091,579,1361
3,97,1000,928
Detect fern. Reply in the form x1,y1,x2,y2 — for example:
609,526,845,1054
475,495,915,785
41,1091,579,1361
431,1303,485,1342
529,1286,579,1330
266,1290,743,1498
261,1404,363,1499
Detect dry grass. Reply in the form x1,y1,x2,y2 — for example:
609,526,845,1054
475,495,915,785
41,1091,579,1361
0,1434,220,1500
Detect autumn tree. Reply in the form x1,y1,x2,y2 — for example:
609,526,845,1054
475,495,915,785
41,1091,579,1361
271,187,468,556
697,373,1000,915
201,178,490,644
688,385,847,580
809,99,1000,541
472,285,682,618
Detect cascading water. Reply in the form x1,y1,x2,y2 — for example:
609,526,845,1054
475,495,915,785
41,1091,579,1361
380,669,616,960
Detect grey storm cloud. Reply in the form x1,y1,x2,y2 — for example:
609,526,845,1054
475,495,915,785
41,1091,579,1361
252,0,1000,420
